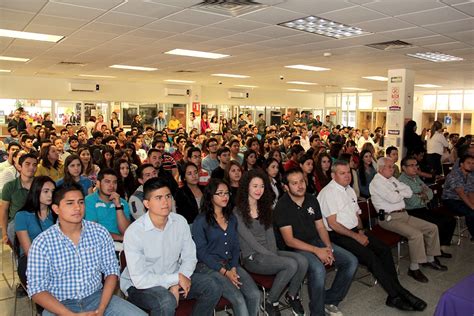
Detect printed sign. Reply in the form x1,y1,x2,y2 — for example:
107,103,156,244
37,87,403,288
391,76,403,83
444,116,452,126
192,102,201,116
388,130,400,135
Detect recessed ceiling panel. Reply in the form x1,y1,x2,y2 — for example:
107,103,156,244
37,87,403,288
96,12,155,27
364,0,444,16
164,9,229,26
320,6,387,25
40,2,105,20
397,7,470,26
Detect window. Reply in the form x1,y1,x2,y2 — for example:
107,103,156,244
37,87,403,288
464,93,474,110
422,95,436,110
358,94,372,110
449,94,462,110
437,95,449,110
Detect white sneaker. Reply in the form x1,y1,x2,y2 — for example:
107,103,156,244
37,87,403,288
325,304,343,316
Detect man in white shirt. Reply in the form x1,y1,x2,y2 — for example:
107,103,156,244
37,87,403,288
357,129,375,151
369,158,446,283
121,178,221,315
318,161,426,312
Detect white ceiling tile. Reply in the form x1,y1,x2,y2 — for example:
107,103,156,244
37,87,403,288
66,30,118,42
320,6,387,24
40,2,105,20
409,35,458,46
422,42,472,51
96,12,156,27
453,2,474,16
380,27,437,40
185,27,239,39
145,0,202,8
29,14,88,29
51,0,125,10
397,7,470,26
255,38,298,48
0,0,48,12
125,29,176,40
211,18,269,32
440,0,470,5
354,17,415,33
143,20,200,33
275,0,355,15
165,34,213,44
221,33,270,43
0,8,36,29
424,18,474,35
23,24,76,36
239,7,304,24
446,30,474,43
113,1,182,19
164,9,229,26
280,33,330,44
247,25,300,38
81,22,136,34
363,0,444,16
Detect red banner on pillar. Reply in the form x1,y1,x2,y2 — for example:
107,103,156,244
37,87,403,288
192,102,201,116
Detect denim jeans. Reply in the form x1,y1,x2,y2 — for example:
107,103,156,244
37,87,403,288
444,199,474,238
42,289,146,316
127,272,221,316
195,263,261,316
296,240,358,316
242,251,308,303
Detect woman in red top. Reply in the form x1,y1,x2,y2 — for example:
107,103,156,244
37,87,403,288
200,112,210,134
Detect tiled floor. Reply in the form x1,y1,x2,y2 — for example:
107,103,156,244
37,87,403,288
2,236,473,316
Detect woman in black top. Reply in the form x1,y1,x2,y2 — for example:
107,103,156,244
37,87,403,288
175,162,204,224
404,120,424,156
224,160,242,211
131,114,144,135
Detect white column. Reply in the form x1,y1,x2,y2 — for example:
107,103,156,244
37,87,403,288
188,85,201,132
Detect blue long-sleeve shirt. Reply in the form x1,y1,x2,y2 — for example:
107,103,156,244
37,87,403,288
191,213,240,271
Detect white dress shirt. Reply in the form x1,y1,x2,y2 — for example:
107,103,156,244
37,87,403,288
426,132,449,155
357,136,375,151
120,212,197,294
318,179,360,231
369,173,413,213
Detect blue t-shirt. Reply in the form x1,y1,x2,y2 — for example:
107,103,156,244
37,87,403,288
14,210,55,256
56,176,93,197
85,191,131,235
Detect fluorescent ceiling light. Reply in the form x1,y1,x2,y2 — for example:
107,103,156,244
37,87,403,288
164,79,195,84
0,55,29,62
342,87,367,91
287,81,317,85
212,73,250,78
0,28,63,43
235,85,258,88
0,69,12,73
415,84,442,88
279,16,371,39
78,74,116,78
285,64,330,72
165,49,229,59
362,76,388,82
288,89,309,92
110,64,157,71
407,52,463,63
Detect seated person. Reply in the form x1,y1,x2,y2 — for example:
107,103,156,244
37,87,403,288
211,147,230,179
128,163,158,220
121,178,221,315
175,162,204,224
146,148,179,194
192,179,261,316
273,167,358,316
441,154,474,242
85,168,131,244
235,170,307,316
187,147,211,186
398,156,456,256
26,183,145,316
319,160,426,312
370,158,447,283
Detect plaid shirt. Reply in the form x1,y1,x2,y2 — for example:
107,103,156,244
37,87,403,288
27,220,119,301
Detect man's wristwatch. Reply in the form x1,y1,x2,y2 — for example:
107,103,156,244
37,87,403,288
115,205,124,210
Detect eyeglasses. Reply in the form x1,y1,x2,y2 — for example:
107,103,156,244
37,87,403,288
214,191,230,197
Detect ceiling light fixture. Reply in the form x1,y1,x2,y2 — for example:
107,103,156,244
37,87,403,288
212,73,250,78
78,74,116,78
288,89,309,92
0,69,12,73
0,55,30,62
165,49,229,59
342,87,367,91
407,52,463,63
279,16,371,39
110,64,157,71
415,84,442,88
0,28,64,43
285,64,330,72
287,81,317,85
362,76,388,82
164,79,195,84
235,85,258,88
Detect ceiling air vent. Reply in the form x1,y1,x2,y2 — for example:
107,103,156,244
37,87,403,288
175,70,197,73
58,61,86,66
192,0,268,17
366,40,413,51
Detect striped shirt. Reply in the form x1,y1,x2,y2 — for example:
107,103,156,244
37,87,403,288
27,220,119,301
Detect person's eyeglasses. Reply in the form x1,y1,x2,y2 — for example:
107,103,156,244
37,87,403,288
214,191,230,197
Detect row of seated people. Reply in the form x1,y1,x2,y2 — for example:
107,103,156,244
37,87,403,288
12,150,474,316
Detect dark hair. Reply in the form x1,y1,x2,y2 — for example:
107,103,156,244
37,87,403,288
281,167,304,185
206,137,218,148
103,135,117,144
290,145,305,156
125,142,142,166
63,154,83,184
217,146,230,158
242,149,258,171
309,134,320,143
358,149,375,186
329,143,343,159
99,146,115,170
77,146,95,175
236,169,274,229
187,147,201,159
228,138,240,147
386,146,398,156
401,156,417,167
21,134,35,143
201,179,232,225
147,148,160,157
69,135,78,142
20,176,56,215
53,182,84,206
92,131,103,139
298,152,313,166
7,142,20,151
19,152,38,166
97,168,117,181
460,154,474,164
224,160,242,185
113,158,137,200
314,152,332,186
179,162,198,183
143,177,171,200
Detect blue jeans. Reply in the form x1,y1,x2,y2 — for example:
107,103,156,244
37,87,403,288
195,263,261,316
127,272,221,316
42,289,146,316
296,240,358,316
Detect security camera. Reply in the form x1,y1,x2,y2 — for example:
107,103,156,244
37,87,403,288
279,75,284,80
218,81,223,85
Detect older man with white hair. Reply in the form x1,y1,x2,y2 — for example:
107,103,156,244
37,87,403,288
369,157,446,283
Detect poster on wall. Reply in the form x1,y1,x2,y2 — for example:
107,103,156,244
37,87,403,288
192,102,200,116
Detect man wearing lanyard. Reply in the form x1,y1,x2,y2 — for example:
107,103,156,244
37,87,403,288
370,157,447,283
319,160,426,312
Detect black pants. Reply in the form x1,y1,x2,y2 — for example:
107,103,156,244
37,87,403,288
407,207,456,246
329,230,402,298
427,153,443,175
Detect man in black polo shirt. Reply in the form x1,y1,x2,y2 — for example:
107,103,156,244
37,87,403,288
274,167,358,316
210,147,230,179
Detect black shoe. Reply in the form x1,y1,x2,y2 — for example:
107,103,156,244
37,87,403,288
285,293,305,315
407,269,429,283
421,260,448,271
386,296,414,311
399,289,427,311
439,250,452,258
263,300,281,316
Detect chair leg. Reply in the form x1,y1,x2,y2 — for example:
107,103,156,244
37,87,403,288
396,242,401,275
13,284,19,316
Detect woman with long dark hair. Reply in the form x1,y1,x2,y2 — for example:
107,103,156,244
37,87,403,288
234,170,307,315
78,146,100,186
314,152,332,194
404,120,424,156
33,127,48,150
35,144,64,181
130,114,144,135
426,120,449,175
358,149,377,198
175,162,204,224
99,146,115,170
192,179,260,316
125,142,142,167
224,160,242,211
299,153,316,195
242,149,258,172
263,157,284,207
14,176,56,289
114,158,137,201
200,112,210,135
57,154,93,196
